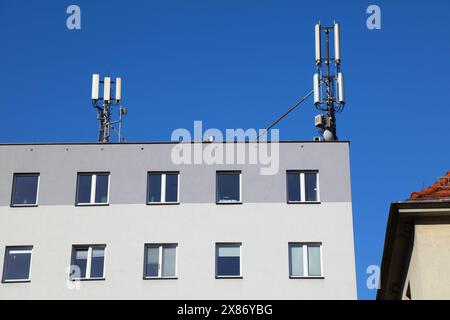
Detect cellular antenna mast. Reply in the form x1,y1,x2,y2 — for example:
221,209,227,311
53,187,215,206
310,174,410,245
258,22,346,142
313,21,345,141
91,74,128,143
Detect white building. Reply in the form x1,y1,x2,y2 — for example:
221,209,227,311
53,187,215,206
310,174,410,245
0,141,356,299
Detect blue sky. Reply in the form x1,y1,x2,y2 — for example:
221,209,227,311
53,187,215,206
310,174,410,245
1,0,449,299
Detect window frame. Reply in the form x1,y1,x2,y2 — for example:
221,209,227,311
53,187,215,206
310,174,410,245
288,242,324,279
146,172,180,205
215,242,243,279
143,243,178,279
216,171,242,204
10,173,40,207
286,170,320,204
2,246,33,283
69,245,106,281
75,172,110,206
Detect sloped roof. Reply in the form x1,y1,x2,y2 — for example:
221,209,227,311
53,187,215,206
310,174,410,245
409,171,450,201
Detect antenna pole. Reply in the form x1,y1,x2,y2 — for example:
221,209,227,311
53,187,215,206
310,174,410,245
97,103,111,143
118,107,122,143
324,28,337,140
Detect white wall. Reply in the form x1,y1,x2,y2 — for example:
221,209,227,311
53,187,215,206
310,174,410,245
0,202,356,299
402,224,450,300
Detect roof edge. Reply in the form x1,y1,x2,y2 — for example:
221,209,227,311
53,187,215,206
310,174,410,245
0,140,350,146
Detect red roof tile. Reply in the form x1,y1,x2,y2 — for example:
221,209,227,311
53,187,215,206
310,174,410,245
409,171,450,200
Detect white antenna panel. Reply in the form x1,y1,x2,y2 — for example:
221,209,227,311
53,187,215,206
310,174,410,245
315,24,321,65
334,23,341,64
337,72,345,104
103,77,111,102
313,73,320,105
91,74,100,101
115,77,122,102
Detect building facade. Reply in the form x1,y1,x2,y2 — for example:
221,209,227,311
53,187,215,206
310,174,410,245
378,172,450,300
0,141,356,299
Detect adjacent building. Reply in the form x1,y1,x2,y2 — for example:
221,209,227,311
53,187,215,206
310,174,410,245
378,171,450,300
0,141,357,299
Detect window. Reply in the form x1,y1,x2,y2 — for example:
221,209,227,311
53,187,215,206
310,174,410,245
2,246,33,282
144,244,177,279
70,245,105,280
216,243,241,278
287,171,319,203
216,171,241,203
76,173,109,205
147,172,179,204
289,243,323,278
11,174,39,206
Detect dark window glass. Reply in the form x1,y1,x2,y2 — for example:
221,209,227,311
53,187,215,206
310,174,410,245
95,174,109,203
148,174,162,203
3,247,32,281
145,246,160,277
287,172,301,202
216,172,240,202
12,175,39,205
90,246,105,278
165,174,178,202
72,248,88,279
76,175,92,204
305,172,318,202
216,244,240,277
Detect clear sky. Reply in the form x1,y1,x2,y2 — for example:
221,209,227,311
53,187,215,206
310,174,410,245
1,0,449,299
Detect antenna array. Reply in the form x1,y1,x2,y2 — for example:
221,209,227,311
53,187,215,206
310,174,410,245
91,74,128,143
313,22,345,141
